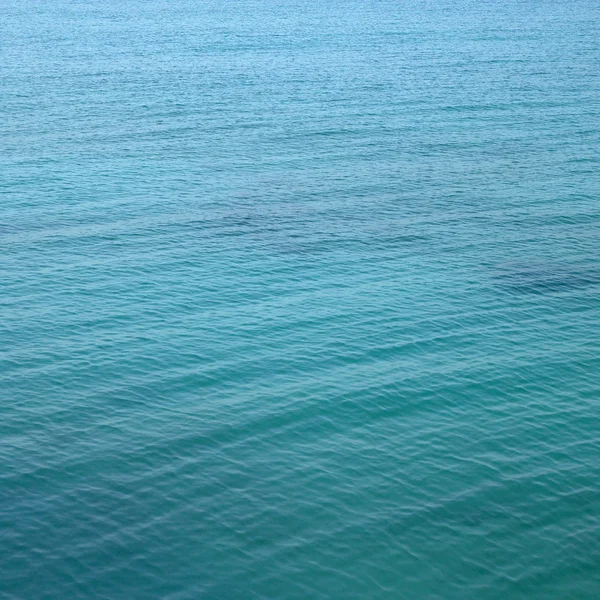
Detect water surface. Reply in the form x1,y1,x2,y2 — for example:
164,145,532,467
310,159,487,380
3,0,600,598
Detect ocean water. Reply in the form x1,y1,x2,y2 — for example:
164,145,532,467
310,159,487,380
3,0,600,597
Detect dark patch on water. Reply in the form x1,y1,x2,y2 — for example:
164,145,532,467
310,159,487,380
275,233,428,256
492,261,600,295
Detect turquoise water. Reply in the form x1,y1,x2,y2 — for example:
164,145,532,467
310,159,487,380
3,0,600,597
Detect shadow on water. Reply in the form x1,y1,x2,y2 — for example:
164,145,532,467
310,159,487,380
492,261,600,295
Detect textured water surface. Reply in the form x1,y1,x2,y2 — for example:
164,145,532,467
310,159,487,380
3,0,600,598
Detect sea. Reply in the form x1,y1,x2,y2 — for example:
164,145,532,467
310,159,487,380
3,0,600,598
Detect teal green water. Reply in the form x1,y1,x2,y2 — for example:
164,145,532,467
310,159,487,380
3,0,600,597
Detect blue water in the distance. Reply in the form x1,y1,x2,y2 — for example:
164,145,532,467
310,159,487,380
3,0,600,597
